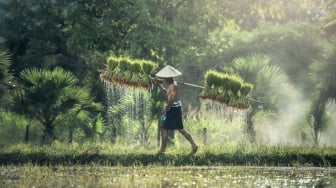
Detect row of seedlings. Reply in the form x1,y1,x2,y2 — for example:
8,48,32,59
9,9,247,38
199,70,253,109
100,56,157,90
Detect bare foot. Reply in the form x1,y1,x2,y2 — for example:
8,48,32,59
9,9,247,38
157,150,165,155
191,145,198,154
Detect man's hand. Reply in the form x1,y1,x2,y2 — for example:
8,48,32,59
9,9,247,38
151,77,161,85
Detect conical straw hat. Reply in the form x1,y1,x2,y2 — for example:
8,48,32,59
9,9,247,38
155,65,182,78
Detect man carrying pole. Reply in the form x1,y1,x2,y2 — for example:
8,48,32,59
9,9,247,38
152,65,198,154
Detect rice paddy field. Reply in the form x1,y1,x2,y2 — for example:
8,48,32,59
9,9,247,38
1,165,336,187
1,143,336,187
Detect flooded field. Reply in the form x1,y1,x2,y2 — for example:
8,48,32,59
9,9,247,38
1,165,336,187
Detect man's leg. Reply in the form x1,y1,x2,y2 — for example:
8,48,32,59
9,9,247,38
160,128,168,153
178,129,198,152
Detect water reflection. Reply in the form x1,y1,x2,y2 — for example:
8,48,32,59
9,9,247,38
1,166,336,187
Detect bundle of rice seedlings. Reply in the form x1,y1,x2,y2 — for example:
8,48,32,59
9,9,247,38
101,56,157,90
221,74,231,91
130,62,142,82
240,83,253,97
228,75,243,94
115,58,129,79
106,56,120,76
123,58,133,81
142,60,156,75
200,70,253,109
205,70,223,87
201,70,222,100
141,60,157,84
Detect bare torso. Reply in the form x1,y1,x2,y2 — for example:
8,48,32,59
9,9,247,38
166,81,180,103
154,78,181,113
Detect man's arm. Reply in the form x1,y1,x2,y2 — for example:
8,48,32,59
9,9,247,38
153,78,167,94
157,83,167,94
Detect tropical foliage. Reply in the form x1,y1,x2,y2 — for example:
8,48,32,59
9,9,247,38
0,45,11,100
8,67,102,143
223,54,295,141
0,0,335,147
308,48,336,145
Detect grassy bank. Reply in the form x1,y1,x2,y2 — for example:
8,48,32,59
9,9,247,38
1,142,336,167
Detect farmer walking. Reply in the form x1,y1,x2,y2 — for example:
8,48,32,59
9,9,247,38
153,65,198,154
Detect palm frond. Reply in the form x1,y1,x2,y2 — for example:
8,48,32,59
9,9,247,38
225,54,294,112
0,45,11,97
12,67,102,130
310,53,336,102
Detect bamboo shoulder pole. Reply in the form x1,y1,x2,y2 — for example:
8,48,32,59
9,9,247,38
150,77,263,103
178,81,205,89
150,76,204,89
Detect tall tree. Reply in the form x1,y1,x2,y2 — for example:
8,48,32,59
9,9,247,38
0,0,69,73
9,67,102,143
309,48,336,145
0,0,110,113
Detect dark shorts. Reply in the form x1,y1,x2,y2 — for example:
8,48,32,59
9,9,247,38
163,106,184,130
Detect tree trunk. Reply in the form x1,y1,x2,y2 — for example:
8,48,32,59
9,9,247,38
43,123,54,144
68,124,74,143
24,124,29,142
312,101,326,146
246,110,256,143
311,92,327,146
111,126,117,143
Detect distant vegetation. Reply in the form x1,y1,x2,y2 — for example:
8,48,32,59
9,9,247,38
0,0,336,149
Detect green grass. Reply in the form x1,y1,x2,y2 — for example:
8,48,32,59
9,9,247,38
1,142,336,167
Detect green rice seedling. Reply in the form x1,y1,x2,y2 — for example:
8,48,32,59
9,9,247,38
214,86,228,104
221,74,231,91
130,61,142,84
123,58,133,81
202,70,246,105
240,83,253,97
141,60,157,84
106,56,120,76
228,75,243,95
205,70,222,87
141,60,157,75
199,85,219,101
101,57,157,89
201,70,224,100
115,57,129,78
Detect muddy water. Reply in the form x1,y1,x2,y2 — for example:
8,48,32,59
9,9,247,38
1,166,336,187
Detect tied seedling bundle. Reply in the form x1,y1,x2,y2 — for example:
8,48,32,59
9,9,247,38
100,56,157,90
200,70,253,109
